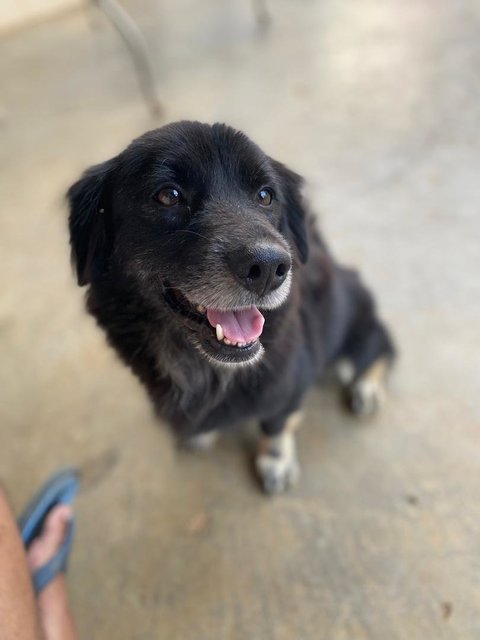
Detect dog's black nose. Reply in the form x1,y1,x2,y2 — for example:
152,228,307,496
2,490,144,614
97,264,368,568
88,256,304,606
228,245,291,296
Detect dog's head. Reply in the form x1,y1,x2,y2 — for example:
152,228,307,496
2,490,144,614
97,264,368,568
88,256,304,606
68,121,309,367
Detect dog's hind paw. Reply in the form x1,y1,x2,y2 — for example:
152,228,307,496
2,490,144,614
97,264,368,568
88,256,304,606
348,380,382,416
255,431,300,494
347,358,388,417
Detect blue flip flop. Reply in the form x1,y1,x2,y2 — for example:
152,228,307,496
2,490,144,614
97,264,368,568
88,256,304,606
18,468,79,593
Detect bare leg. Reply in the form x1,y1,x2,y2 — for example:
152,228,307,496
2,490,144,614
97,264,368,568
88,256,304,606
28,507,78,640
0,488,78,640
0,487,43,640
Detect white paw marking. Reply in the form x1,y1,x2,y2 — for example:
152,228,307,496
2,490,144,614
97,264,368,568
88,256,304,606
350,378,385,416
348,358,389,416
335,358,356,385
256,431,300,494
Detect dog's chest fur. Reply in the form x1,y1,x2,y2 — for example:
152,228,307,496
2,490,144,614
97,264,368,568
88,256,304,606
86,281,295,436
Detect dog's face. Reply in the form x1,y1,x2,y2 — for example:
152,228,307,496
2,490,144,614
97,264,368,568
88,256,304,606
68,122,308,367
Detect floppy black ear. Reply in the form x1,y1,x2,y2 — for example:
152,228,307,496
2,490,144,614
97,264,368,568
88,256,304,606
67,158,117,286
271,160,309,264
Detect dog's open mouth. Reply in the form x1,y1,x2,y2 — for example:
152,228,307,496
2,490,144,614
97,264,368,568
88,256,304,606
163,284,265,365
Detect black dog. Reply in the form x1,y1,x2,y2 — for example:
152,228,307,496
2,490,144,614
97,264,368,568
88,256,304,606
68,121,395,493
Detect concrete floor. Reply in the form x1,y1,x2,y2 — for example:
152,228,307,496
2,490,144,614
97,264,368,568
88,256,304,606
1,1,479,638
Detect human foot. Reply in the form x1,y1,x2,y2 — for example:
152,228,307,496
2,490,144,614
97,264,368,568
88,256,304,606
27,505,78,640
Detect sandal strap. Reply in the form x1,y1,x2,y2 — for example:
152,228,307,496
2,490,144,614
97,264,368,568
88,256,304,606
17,468,79,593
19,468,79,545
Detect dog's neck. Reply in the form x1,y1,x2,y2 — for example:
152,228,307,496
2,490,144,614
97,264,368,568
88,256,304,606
151,322,239,425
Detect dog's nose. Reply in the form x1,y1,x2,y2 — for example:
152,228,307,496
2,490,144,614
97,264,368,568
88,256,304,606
228,245,291,296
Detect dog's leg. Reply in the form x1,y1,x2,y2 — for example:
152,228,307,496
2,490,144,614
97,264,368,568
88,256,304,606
332,269,395,416
348,356,390,416
339,319,395,416
256,411,302,494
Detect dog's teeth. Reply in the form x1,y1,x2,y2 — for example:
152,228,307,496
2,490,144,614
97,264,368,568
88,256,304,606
237,342,245,347
216,324,224,341
223,338,232,345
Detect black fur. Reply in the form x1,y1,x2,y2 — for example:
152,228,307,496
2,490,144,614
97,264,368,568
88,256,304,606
68,121,394,446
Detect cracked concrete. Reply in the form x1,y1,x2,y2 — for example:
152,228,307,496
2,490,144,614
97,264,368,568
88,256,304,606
1,1,479,638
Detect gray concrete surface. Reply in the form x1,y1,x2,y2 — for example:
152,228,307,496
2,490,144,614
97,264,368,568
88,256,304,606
1,1,479,638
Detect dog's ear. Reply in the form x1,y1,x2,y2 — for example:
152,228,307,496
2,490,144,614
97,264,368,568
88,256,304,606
67,157,117,286
271,160,309,264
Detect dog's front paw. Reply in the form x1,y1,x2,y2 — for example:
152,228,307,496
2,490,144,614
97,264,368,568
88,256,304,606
256,452,300,494
255,432,300,494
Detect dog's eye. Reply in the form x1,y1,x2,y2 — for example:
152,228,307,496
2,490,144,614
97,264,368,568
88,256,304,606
156,187,183,207
257,188,274,207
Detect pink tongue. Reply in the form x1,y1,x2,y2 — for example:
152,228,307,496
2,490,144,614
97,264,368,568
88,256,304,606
206,306,265,343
